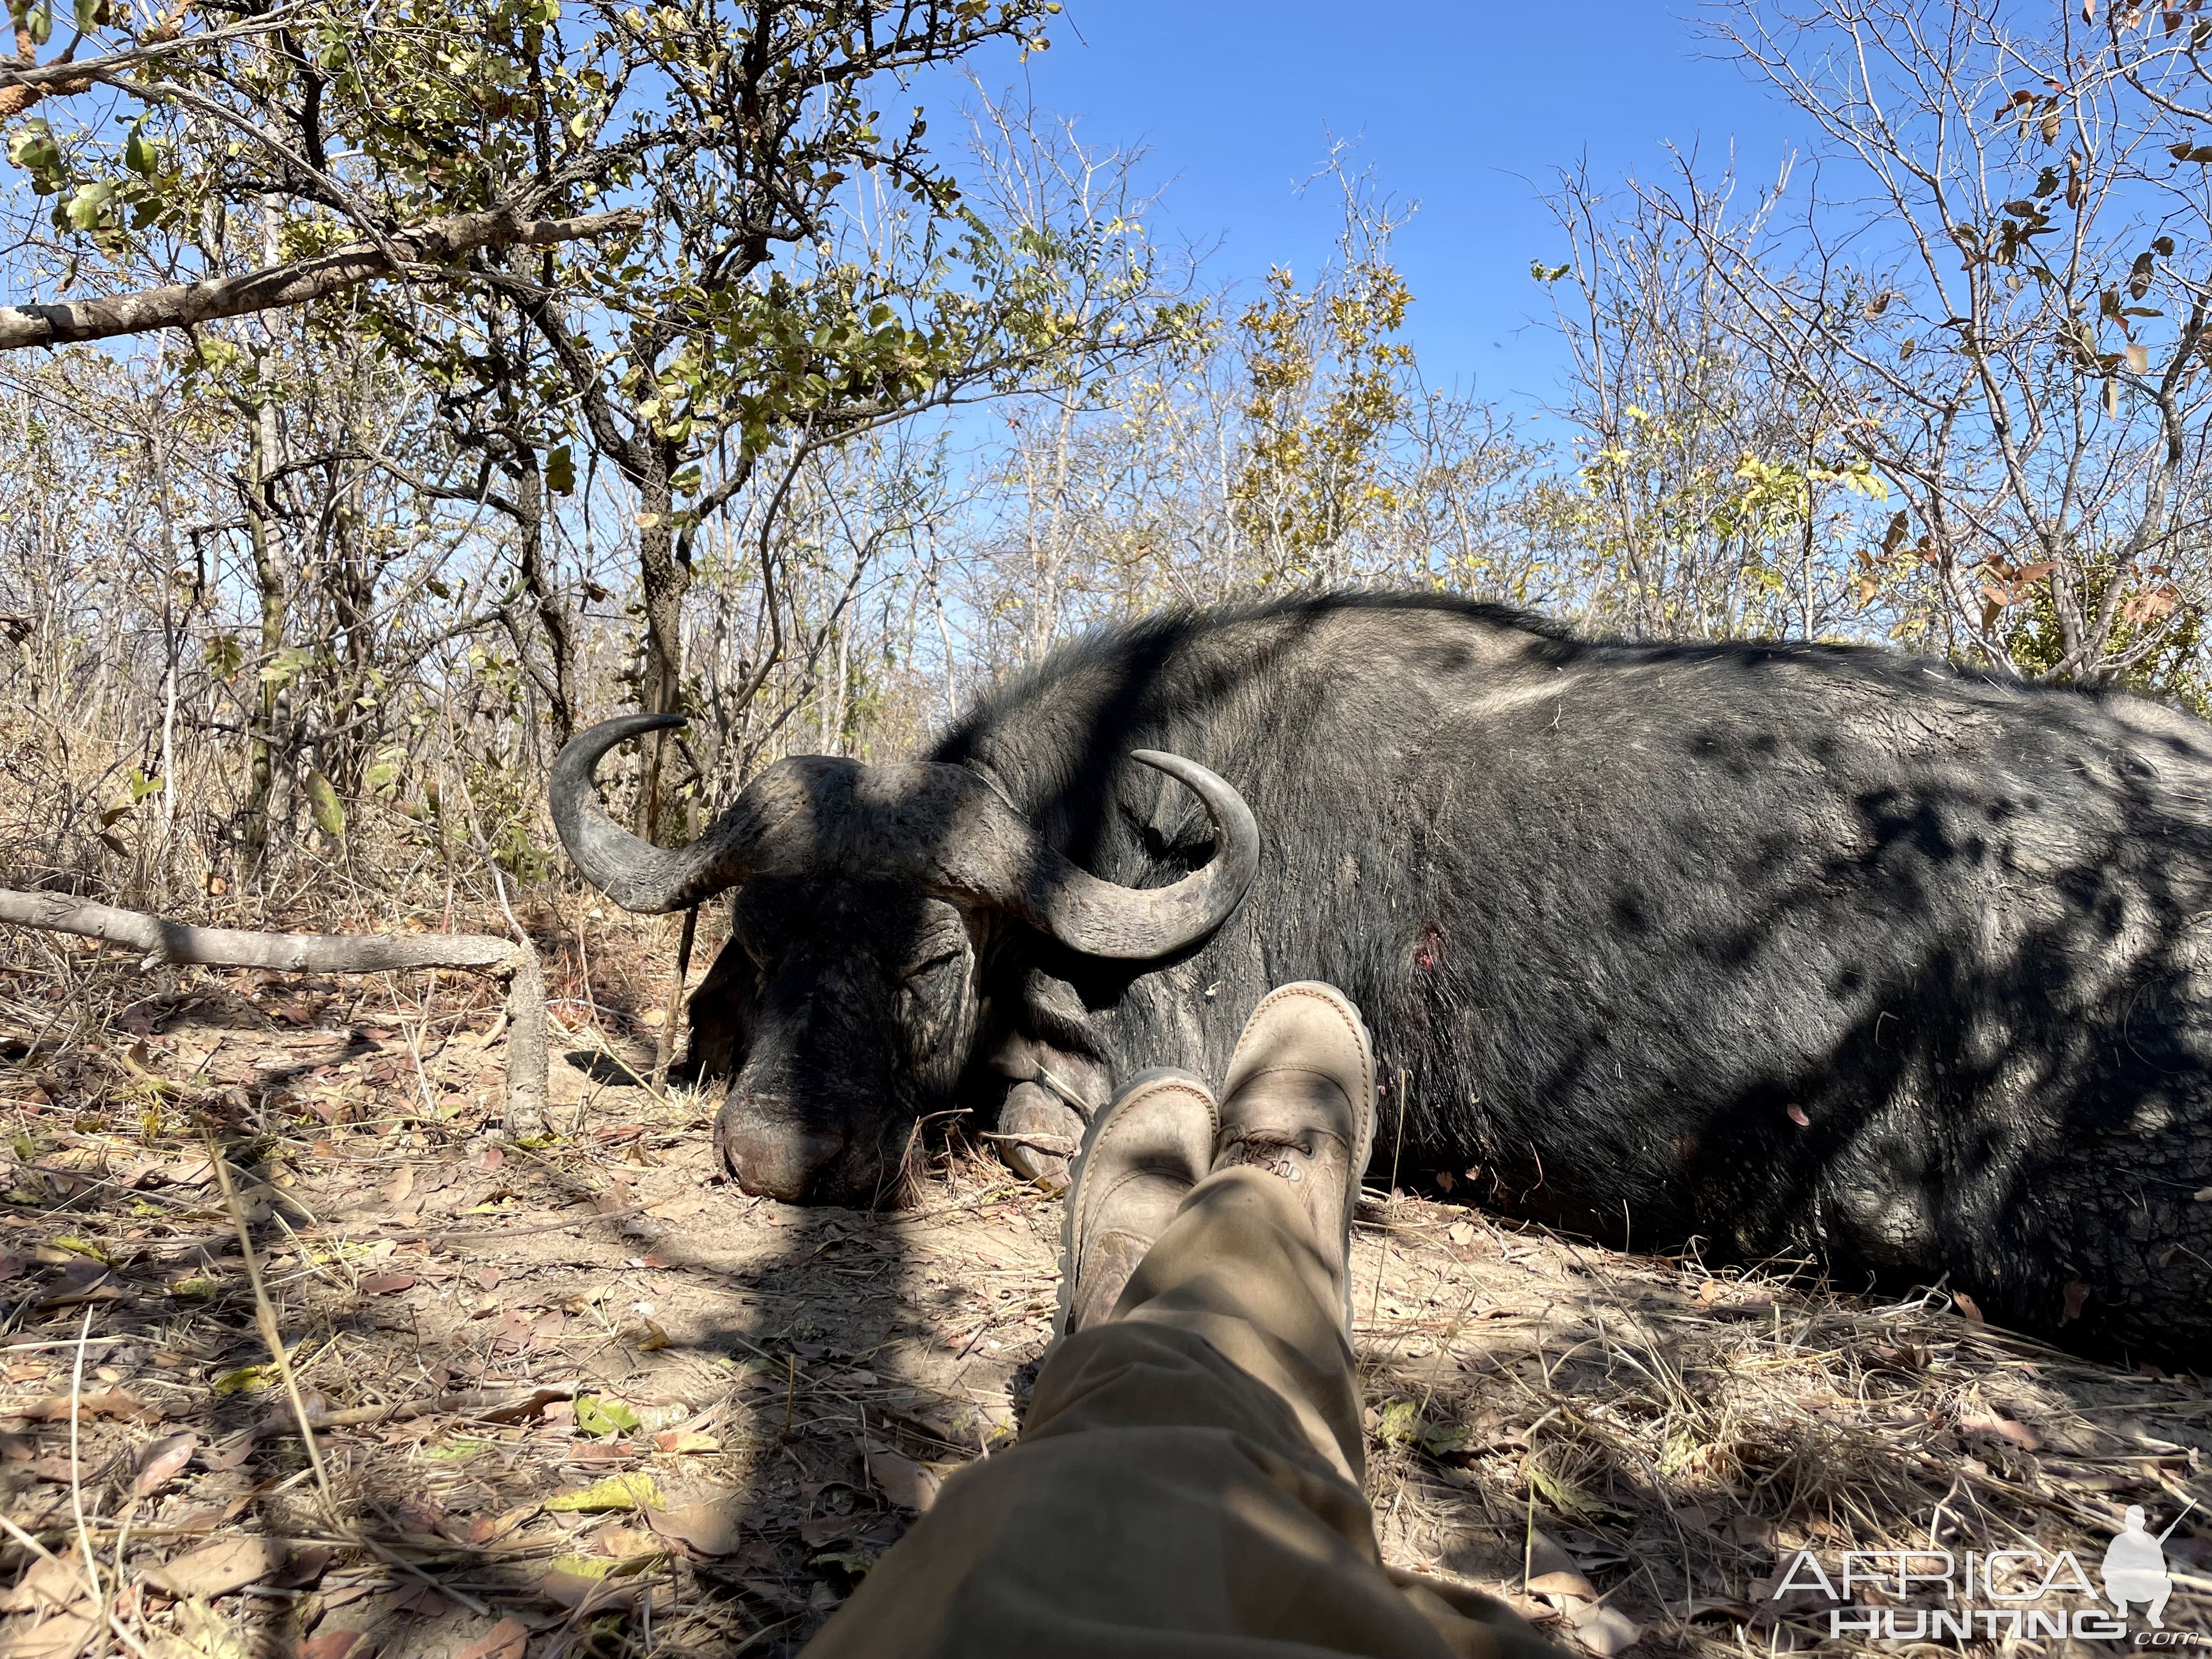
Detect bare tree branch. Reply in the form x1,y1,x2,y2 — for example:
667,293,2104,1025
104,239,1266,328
0,7,304,117
0,208,644,351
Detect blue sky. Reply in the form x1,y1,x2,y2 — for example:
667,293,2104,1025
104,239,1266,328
1006,1,1808,417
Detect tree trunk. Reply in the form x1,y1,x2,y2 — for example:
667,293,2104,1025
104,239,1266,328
514,448,575,747
634,456,685,840
239,350,286,873
328,460,380,795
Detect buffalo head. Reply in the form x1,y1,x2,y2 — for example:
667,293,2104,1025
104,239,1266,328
548,714,1259,1204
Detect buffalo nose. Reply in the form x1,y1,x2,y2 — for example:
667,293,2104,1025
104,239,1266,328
715,1098,843,1203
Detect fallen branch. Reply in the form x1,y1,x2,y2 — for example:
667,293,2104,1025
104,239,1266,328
0,207,643,351
268,1383,576,1434
0,888,548,1133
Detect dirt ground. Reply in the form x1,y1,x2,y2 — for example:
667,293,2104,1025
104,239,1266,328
2,932,2208,1659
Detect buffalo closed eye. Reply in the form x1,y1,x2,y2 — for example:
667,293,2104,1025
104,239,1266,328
899,951,965,1050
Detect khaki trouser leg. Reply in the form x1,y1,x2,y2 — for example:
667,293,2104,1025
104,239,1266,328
802,1167,1559,1659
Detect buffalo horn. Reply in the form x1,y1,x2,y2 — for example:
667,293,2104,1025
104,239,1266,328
946,749,1260,960
548,714,749,913
550,717,1261,959
907,752,1265,960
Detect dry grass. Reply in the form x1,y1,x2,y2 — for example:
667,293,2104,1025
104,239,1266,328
1354,1199,2210,1653
0,922,2204,1658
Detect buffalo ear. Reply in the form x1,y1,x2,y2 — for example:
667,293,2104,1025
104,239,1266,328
678,937,758,1086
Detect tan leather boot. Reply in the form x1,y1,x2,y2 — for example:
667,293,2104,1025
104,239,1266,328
1213,981,1376,1331
1056,1067,1218,1336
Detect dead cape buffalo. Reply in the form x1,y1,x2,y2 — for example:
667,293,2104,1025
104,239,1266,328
553,592,2212,1363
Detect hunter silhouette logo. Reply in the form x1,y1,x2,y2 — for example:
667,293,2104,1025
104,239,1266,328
1771,1498,2203,1641
2103,1502,2195,1629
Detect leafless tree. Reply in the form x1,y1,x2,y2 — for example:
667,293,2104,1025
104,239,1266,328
1667,0,2212,689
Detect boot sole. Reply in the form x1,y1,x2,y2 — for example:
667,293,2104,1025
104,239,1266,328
1054,1066,1218,1340
1220,981,1376,1328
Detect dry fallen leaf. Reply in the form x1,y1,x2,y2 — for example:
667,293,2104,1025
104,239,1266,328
646,1496,744,1557
10,1391,160,1425
199,1434,257,1472
166,1601,254,1659
453,1618,530,1659
388,1496,448,1540
1961,1411,2041,1451
293,1632,371,1659
1526,1570,1598,1601
268,1546,332,1590
462,1507,536,1547
799,1513,859,1549
35,1278,119,1313
131,1431,197,1496
865,1448,943,1513
1568,1601,1641,1656
355,1273,416,1297
0,1547,87,1613
651,1430,718,1455
388,1579,449,1618
538,1554,656,1611
140,1536,286,1600
595,1524,658,1559
0,1608,99,1657
1522,1530,1592,1598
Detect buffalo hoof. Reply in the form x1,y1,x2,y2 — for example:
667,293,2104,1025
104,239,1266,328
995,1081,1084,1193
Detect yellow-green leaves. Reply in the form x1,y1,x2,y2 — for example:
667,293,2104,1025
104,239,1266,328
1231,242,1417,576
61,179,115,232
574,1393,644,1436
7,120,66,197
122,123,159,179
13,0,53,47
544,1471,662,1512
303,770,346,838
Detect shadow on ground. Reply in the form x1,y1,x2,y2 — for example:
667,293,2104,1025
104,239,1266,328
0,987,2206,1659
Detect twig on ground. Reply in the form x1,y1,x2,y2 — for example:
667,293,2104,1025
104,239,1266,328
208,1138,333,1509
66,1308,105,1644
206,1135,498,1619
